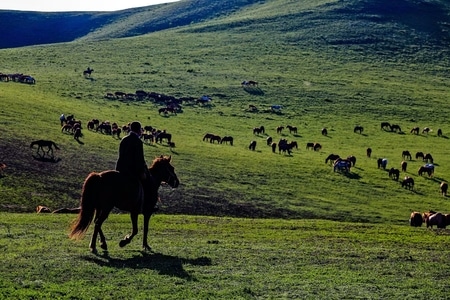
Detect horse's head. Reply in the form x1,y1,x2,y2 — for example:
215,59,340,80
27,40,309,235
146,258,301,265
149,155,179,188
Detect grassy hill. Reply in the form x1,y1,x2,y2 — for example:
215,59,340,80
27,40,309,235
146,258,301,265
0,0,450,224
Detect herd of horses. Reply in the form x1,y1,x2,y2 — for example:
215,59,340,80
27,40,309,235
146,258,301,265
410,209,450,228
0,72,36,84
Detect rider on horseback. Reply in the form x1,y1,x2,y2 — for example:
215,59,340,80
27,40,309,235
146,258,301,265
115,121,148,212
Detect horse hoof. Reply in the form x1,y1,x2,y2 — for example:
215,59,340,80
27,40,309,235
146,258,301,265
142,245,153,252
119,239,129,248
100,243,108,251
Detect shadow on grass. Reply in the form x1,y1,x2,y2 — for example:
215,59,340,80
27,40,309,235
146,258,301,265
82,251,211,280
32,155,61,163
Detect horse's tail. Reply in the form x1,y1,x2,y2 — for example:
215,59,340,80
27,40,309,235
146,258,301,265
52,142,60,150
69,172,101,240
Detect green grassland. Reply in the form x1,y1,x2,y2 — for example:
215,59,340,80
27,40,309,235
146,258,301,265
1,0,450,297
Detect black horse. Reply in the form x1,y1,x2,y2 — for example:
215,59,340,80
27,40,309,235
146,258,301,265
69,156,179,253
389,168,400,181
155,132,172,144
83,67,94,77
325,154,340,164
30,140,60,158
354,126,363,134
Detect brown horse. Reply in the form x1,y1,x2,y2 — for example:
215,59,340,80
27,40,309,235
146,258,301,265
415,152,424,160
30,140,60,158
253,126,265,135
390,124,402,132
402,150,412,160
418,165,434,177
155,132,172,143
401,161,407,172
325,154,340,165
402,176,414,190
276,126,284,134
410,127,419,134
220,136,234,145
286,125,297,134
69,156,179,253
306,142,314,150
440,182,448,197
424,153,433,163
388,168,400,181
346,155,356,167
409,212,423,227
353,126,363,134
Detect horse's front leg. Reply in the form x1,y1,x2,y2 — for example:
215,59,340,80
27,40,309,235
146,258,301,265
119,213,138,247
142,213,152,252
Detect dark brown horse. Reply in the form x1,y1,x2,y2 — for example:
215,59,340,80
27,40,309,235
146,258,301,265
253,126,265,135
366,147,372,158
401,161,407,172
346,155,356,167
69,156,179,253
249,140,257,151
402,150,412,160
390,124,402,132
388,168,400,181
409,212,423,227
155,132,172,144
30,140,60,158
286,125,297,134
377,158,387,169
381,122,391,131
321,128,328,136
418,164,434,177
354,126,363,134
203,133,214,142
424,153,433,163
83,67,93,77
410,127,419,134
210,135,221,144
415,152,424,160
325,154,340,164
276,126,284,134
437,128,443,137
440,182,448,197
402,176,414,190
220,136,233,145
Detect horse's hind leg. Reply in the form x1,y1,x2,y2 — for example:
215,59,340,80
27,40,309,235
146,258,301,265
90,213,108,253
142,214,153,251
119,213,138,247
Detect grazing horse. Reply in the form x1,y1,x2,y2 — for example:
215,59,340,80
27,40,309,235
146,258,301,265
402,150,412,160
155,132,172,144
381,122,391,131
437,128,443,137
418,164,434,177
276,126,284,134
390,124,402,132
69,156,179,253
347,155,356,167
306,142,314,150
422,127,431,134
409,212,423,227
424,153,433,163
325,154,340,165
415,152,424,160
209,135,221,144
220,136,233,145
424,212,446,228
354,126,363,134
266,136,273,146
249,141,257,151
271,142,277,153
253,126,265,135
313,143,322,151
377,158,387,169
401,161,407,172
410,127,419,134
321,128,328,136
74,128,83,140
366,147,372,158
440,182,448,197
402,176,414,190
203,133,214,142
333,159,351,173
286,125,297,134
83,67,93,77
388,168,400,181
30,140,60,158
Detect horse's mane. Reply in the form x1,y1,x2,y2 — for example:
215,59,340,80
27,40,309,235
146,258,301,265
149,155,170,169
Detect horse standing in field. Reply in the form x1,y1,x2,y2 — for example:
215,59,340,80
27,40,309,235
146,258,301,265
377,158,387,170
418,164,434,177
401,161,407,172
381,122,391,131
325,154,340,165
69,156,179,253
389,168,400,181
220,136,233,145
209,135,221,144
30,140,60,158
424,153,433,163
437,128,443,137
410,127,419,134
409,212,423,227
271,142,277,153
249,141,257,151
286,125,297,134
422,127,431,134
366,148,372,158
203,133,214,142
440,182,448,197
415,152,424,160
321,128,328,136
402,150,412,160
402,176,414,190
253,126,265,135
276,126,284,134
266,136,273,146
347,155,356,167
313,143,322,151
354,126,363,134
